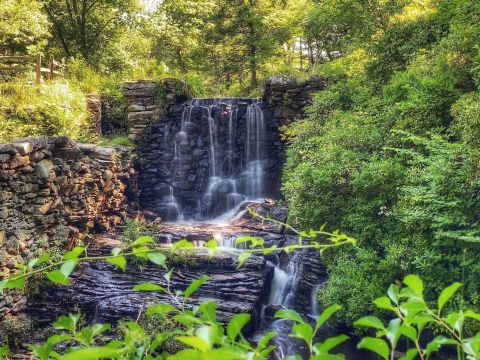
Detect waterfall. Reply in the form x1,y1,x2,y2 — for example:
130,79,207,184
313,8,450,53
267,252,304,307
163,98,267,222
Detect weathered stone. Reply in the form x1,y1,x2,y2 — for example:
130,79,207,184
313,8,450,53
13,142,33,156
35,160,54,180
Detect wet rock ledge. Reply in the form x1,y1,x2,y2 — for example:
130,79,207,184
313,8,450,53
27,203,289,332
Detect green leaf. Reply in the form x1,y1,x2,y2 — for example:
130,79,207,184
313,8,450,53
354,316,385,331
256,331,277,352
28,254,50,268
169,349,202,360
206,240,218,249
5,276,25,290
196,325,220,349
60,260,77,278
133,283,165,292
399,348,418,360
53,314,79,332
197,301,216,323
374,297,396,311
291,322,314,345
46,270,70,285
236,252,251,269
385,318,402,347
64,247,85,260
403,275,424,298
0,280,7,293
111,247,122,256
129,236,154,248
425,336,458,356
0,345,9,357
316,304,342,331
133,245,150,259
399,324,417,342
357,337,389,359
176,336,209,352
387,284,400,305
146,303,179,316
147,252,167,269
227,313,251,341
107,256,127,271
172,239,194,251
61,347,121,360
184,275,210,299
465,310,480,321
164,269,174,283
314,334,349,355
437,282,462,315
275,309,304,323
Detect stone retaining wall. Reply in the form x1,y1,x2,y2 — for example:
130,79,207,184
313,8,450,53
0,136,137,318
262,75,329,126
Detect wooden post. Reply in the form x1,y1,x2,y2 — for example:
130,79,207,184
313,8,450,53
48,55,54,81
35,54,42,85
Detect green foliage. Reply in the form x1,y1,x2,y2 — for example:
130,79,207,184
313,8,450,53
2,231,480,359
0,0,49,55
0,78,94,143
283,0,480,330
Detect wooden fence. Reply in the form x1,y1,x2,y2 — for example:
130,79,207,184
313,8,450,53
0,54,64,84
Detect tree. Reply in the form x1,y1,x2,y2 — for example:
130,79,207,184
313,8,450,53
42,0,140,66
149,0,214,74
202,0,292,89
0,0,50,55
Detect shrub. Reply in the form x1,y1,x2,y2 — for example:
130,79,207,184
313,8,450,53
0,78,94,143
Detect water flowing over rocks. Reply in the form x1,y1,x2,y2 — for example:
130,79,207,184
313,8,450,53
27,202,293,332
1,76,333,354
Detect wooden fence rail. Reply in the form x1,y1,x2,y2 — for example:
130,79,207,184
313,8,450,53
0,54,64,84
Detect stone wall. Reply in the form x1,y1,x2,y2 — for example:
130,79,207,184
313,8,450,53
0,136,137,318
261,75,330,185
262,75,329,126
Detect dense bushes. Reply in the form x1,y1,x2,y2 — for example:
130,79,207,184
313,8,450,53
283,0,480,329
0,78,93,143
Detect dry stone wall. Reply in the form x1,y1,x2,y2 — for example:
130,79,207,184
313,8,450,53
0,136,137,318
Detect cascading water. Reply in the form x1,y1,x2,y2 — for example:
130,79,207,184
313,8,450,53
163,98,268,222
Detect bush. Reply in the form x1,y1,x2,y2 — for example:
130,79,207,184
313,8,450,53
0,78,94,143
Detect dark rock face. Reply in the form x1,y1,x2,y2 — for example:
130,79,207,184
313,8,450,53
27,244,274,333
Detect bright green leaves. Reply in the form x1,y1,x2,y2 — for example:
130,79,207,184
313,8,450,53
53,314,80,332
133,283,165,292
128,236,155,248
437,282,462,315
275,308,304,323
402,274,424,299
146,303,179,316
275,304,344,358
28,254,51,268
354,316,385,331
184,275,211,299
357,275,480,360
63,247,85,261
146,252,167,269
236,252,251,269
374,297,397,312
313,334,349,358
358,337,389,359
46,259,77,285
46,270,71,285
236,236,264,249
227,313,251,341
